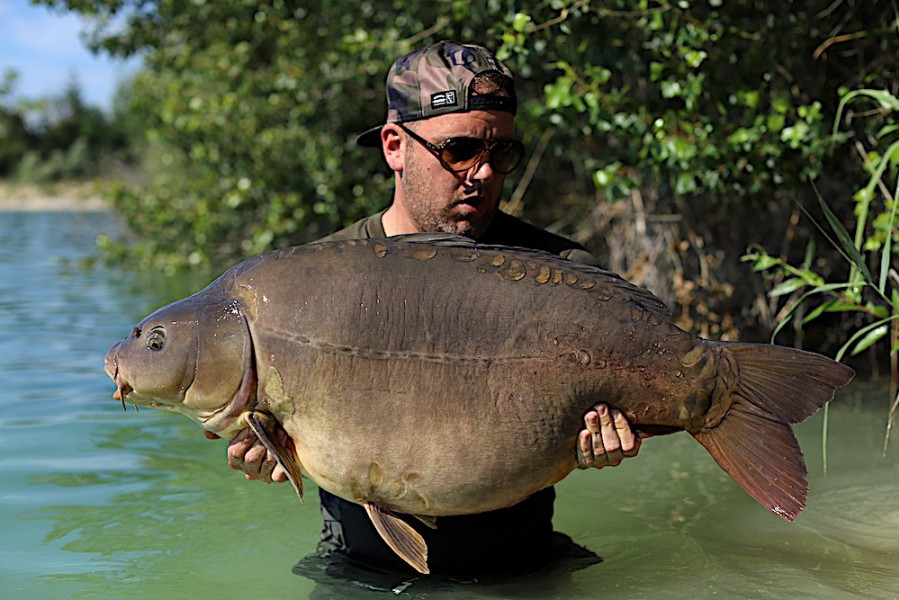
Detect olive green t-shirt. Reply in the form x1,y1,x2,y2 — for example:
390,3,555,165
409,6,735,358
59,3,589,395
317,209,601,267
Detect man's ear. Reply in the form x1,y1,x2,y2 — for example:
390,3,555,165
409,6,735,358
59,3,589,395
381,124,404,173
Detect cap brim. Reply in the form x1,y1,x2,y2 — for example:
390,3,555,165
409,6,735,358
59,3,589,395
355,125,383,147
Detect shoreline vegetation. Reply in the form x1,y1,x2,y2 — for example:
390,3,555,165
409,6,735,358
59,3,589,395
3,0,897,398
0,181,109,212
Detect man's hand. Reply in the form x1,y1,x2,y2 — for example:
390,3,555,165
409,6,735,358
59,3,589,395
576,403,643,469
221,428,289,483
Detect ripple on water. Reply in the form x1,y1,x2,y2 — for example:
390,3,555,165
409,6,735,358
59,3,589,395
806,481,899,553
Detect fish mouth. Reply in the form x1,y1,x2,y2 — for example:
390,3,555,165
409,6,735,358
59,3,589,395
104,347,134,410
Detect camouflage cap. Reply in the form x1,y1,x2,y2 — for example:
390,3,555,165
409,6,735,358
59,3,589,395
356,40,517,147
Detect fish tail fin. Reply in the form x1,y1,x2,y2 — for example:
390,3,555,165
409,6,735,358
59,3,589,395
692,343,854,521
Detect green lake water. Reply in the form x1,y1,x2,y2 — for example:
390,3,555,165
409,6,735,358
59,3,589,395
1,209,897,599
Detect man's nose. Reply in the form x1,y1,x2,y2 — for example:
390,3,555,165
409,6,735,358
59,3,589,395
469,152,497,180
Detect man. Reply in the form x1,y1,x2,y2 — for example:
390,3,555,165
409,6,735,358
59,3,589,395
226,41,642,575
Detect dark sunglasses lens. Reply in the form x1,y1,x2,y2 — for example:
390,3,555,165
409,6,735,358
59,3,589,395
490,141,524,173
441,138,485,170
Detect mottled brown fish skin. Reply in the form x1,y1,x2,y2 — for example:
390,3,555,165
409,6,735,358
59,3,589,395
226,238,692,514
105,234,854,528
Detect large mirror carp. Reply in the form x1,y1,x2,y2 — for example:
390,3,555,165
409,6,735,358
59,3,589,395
105,234,854,574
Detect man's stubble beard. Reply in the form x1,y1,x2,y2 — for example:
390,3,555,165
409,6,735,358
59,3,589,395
401,145,497,240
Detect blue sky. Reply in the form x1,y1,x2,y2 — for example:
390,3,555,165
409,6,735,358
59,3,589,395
0,0,140,111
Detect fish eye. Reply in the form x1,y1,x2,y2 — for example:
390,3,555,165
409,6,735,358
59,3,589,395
147,328,166,351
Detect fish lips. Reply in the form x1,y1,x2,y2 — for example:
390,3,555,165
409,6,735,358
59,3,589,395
104,344,133,408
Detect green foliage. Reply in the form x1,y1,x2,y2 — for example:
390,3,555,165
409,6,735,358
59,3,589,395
33,1,899,324
743,87,899,449
0,70,37,174
0,71,135,182
496,1,851,204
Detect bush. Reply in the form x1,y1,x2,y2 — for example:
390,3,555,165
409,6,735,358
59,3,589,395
40,0,899,347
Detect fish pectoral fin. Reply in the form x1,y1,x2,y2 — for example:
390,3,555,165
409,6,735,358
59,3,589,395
363,502,430,574
246,411,304,502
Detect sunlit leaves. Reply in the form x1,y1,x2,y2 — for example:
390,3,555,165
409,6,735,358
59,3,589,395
29,0,899,292
744,78,899,449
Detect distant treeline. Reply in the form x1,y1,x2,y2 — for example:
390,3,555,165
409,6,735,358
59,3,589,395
14,1,899,364
0,70,142,183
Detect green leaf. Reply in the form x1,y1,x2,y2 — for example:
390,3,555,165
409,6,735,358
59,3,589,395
878,147,899,294
512,12,532,33
836,317,895,361
769,278,807,297
743,253,782,271
814,187,874,283
834,88,899,137
860,89,899,110
800,297,867,324
770,283,856,342
851,325,889,355
807,282,858,296
877,123,899,139
801,300,835,324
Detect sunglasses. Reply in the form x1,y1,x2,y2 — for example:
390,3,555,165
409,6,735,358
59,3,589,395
397,123,525,175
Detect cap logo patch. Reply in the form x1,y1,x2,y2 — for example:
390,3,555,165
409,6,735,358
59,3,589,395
431,90,458,109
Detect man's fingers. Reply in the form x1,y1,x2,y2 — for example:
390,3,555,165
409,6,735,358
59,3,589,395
577,403,643,469
598,405,622,452
577,429,594,467
584,409,600,434
271,464,288,483
613,408,640,456
227,429,278,483
595,405,624,467
227,429,255,469
244,443,269,471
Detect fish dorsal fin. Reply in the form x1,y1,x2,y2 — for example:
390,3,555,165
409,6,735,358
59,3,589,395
363,502,430,574
246,411,304,501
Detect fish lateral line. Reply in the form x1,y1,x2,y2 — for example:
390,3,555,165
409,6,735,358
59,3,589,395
256,328,555,365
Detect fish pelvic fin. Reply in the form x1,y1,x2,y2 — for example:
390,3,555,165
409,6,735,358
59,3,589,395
246,411,304,501
412,514,438,530
692,343,854,522
363,502,430,574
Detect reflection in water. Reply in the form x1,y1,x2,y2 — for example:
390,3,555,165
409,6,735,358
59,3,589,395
2,212,898,599
294,552,599,599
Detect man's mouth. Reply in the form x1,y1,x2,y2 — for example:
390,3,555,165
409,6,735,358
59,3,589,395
453,195,485,213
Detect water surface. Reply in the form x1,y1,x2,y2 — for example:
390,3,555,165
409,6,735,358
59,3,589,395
1,210,897,599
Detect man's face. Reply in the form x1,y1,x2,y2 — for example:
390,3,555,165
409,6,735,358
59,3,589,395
397,110,515,239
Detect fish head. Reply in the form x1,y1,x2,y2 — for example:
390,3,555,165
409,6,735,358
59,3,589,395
104,292,256,435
